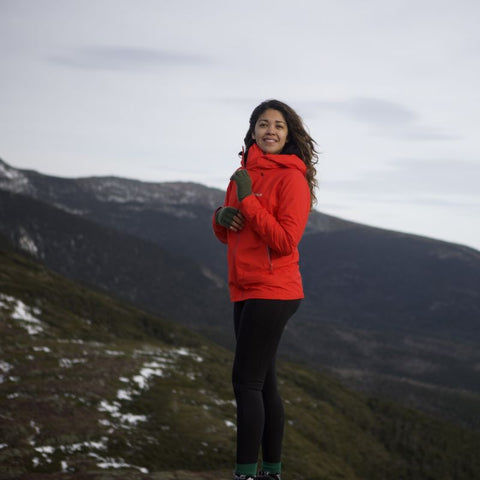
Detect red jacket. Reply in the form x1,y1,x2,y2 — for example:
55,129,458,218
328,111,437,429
213,143,311,302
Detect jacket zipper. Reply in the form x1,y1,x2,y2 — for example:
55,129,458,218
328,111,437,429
267,246,273,273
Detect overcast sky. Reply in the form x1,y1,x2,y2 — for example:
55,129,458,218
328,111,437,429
1,0,479,250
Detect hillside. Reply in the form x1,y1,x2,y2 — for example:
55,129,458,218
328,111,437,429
1,158,480,432
1,238,480,480
0,188,232,339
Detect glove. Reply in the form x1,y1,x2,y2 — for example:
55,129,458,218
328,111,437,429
215,206,241,229
230,169,252,202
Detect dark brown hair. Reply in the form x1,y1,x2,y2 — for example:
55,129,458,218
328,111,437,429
244,99,319,207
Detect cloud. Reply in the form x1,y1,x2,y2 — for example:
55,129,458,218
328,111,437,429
335,97,417,127
305,97,457,141
386,158,480,194
50,46,211,72
323,158,480,202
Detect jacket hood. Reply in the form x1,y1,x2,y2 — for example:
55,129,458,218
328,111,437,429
242,143,307,176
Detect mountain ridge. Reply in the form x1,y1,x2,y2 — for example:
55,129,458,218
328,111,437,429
0,157,361,233
1,157,480,432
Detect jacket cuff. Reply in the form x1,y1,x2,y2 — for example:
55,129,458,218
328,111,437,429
239,194,259,219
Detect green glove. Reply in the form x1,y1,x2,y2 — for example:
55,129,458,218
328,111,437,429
215,206,241,229
230,169,252,201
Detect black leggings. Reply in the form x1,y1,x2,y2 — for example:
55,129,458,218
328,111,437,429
232,298,301,465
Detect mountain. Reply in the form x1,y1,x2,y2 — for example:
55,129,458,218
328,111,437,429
1,236,480,480
0,188,232,340
1,158,480,431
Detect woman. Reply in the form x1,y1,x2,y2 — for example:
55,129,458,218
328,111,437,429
212,99,318,480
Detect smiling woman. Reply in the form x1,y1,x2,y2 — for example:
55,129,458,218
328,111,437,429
212,99,319,480
251,109,289,155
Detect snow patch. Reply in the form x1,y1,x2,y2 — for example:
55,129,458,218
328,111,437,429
76,177,223,215
132,364,165,389
98,400,147,428
35,445,55,454
18,230,39,256
33,346,51,353
89,452,148,474
225,420,236,429
58,338,87,345
59,358,87,368
117,389,132,401
175,347,190,356
98,346,204,432
0,294,44,335
61,438,108,453
0,162,31,194
30,438,110,469
173,347,204,363
34,445,55,464
0,360,13,383
211,396,236,408
105,349,124,356
29,420,41,446
0,162,24,180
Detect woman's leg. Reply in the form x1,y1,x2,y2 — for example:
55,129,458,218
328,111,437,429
232,299,301,472
261,358,284,465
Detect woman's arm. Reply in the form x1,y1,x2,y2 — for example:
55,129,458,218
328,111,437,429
212,206,228,244
239,172,311,255
212,181,242,243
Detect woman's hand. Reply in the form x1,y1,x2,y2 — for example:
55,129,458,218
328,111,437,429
215,207,245,231
230,169,252,201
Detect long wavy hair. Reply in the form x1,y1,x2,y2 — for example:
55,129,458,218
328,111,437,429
243,99,319,207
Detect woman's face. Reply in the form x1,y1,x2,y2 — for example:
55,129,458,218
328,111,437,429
252,108,289,154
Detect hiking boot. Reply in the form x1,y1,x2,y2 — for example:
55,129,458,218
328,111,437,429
257,472,281,480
